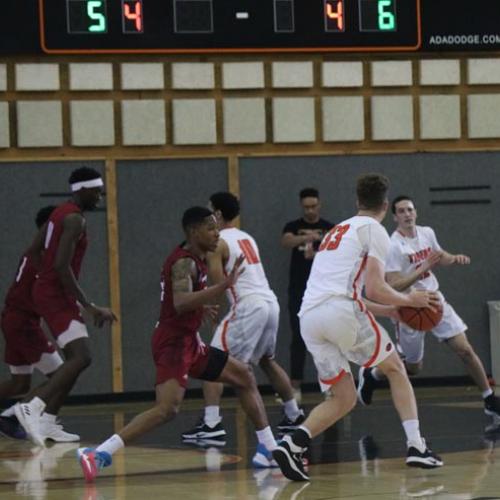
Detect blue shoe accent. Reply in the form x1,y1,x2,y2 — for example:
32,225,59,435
77,448,113,470
96,450,112,468
252,443,278,468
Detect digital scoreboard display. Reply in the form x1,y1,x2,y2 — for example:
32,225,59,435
2,0,500,55
40,0,420,53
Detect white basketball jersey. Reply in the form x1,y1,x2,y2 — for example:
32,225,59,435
385,225,442,292
299,216,391,314
221,227,276,303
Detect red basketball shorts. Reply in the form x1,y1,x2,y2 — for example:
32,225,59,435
1,307,62,375
33,284,88,348
151,327,228,388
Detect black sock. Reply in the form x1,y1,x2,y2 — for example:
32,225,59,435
292,428,311,448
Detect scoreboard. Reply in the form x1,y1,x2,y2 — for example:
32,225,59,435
2,0,500,54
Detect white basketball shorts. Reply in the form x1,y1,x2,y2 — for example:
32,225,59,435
396,297,467,364
211,296,279,365
300,298,394,392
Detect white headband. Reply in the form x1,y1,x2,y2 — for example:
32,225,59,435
70,178,104,192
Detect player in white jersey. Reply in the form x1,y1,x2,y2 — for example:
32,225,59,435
272,174,443,482
357,196,500,420
182,192,304,467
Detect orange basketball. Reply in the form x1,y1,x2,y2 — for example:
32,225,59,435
398,305,443,331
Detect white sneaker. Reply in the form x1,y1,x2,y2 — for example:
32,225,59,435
40,417,80,443
14,399,46,447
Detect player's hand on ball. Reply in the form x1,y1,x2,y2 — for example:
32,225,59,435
408,290,441,312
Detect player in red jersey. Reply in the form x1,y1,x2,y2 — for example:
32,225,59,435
14,167,116,446
77,207,283,482
0,206,78,441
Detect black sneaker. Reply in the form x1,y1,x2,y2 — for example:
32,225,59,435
272,435,309,482
357,367,377,406
484,394,500,420
277,410,306,432
181,419,227,440
406,439,443,469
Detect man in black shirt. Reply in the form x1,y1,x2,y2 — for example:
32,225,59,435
281,188,333,401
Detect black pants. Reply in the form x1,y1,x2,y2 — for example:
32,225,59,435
288,290,307,382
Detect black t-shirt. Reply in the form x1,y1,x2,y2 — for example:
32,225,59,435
282,217,334,294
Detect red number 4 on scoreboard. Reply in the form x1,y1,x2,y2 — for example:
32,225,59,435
122,0,143,33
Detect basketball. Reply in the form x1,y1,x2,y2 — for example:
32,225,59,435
398,305,443,331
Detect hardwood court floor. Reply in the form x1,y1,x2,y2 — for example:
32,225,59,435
1,386,500,499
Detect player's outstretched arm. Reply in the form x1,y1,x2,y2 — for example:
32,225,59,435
365,256,440,310
172,255,244,314
439,250,470,266
386,250,442,292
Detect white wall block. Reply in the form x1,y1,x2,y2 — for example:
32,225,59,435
122,100,166,145
0,64,6,91
371,96,414,141
223,98,265,144
468,59,500,85
15,64,60,91
69,63,113,90
468,94,500,138
420,95,461,140
172,63,214,89
371,61,412,87
322,97,364,142
0,102,9,147
222,62,264,89
272,62,313,88
121,63,164,90
70,101,115,146
420,60,460,86
273,98,315,143
17,101,63,147
322,62,363,88
173,99,216,145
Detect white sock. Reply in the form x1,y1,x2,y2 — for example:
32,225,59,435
283,398,300,420
41,412,57,424
96,434,125,456
371,367,384,381
1,406,16,418
204,406,221,427
402,419,422,444
482,388,493,399
256,426,277,451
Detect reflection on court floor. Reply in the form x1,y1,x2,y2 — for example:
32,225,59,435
0,387,499,499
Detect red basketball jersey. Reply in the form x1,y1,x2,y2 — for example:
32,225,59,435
158,246,208,337
37,201,88,293
3,253,38,314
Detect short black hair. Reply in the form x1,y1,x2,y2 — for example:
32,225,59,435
35,205,56,228
391,195,413,214
182,206,214,231
69,167,102,185
300,188,319,199
357,173,389,211
210,192,240,221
